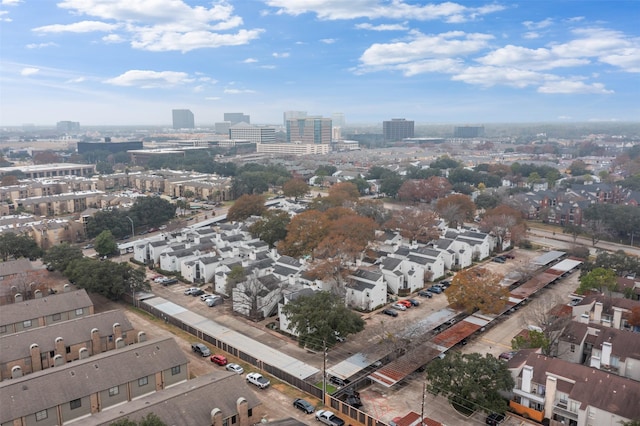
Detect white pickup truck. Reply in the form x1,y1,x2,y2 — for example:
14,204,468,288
315,410,345,426
246,372,270,389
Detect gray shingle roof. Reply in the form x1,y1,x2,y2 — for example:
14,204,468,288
0,289,93,328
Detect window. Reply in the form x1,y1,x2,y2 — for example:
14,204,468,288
52,313,61,321
70,399,82,410
108,386,119,397
23,320,32,328
66,346,71,354
75,308,84,316
35,409,48,421
248,408,252,417
138,376,148,386
570,344,575,353
171,365,181,376
231,415,237,424
0,325,6,333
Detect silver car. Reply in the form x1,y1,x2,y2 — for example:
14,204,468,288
226,363,244,374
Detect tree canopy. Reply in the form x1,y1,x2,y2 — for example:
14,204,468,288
86,196,175,238
436,194,476,228
65,258,149,300
248,209,291,248
282,178,309,200
42,243,83,272
425,352,514,414
384,208,440,244
447,267,508,314
577,267,617,295
0,232,43,261
227,194,266,222
278,210,330,258
110,413,166,426
281,291,365,349
95,230,118,257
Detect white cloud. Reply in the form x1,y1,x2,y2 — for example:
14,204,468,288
479,45,590,71
26,42,58,49
104,70,194,88
452,66,545,88
33,20,118,33
224,88,255,94
66,77,86,83
1,0,22,5
358,30,493,69
243,58,258,63
523,18,553,30
102,34,124,43
43,0,264,52
538,80,613,94
0,10,11,22
205,96,221,101
320,38,336,44
265,0,504,22
355,22,408,31
260,65,276,69
523,32,540,40
20,67,40,76
272,52,290,58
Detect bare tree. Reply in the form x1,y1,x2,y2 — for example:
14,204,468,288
6,272,52,302
518,295,573,357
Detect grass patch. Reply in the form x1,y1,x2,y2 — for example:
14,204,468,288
451,399,475,417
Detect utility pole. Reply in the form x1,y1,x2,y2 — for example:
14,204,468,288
322,340,328,405
420,380,427,425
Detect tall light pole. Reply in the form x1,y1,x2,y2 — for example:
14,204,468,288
125,216,134,237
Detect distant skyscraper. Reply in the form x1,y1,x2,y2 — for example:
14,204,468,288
283,111,307,127
172,109,195,129
229,122,276,143
453,126,485,138
286,117,332,145
56,121,80,132
331,112,345,128
383,118,414,142
223,112,250,125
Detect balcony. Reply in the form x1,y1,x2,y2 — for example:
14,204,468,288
553,402,578,421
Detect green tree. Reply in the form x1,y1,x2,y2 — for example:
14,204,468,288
379,172,403,198
129,196,176,227
110,413,167,426
94,230,117,257
65,258,149,300
182,189,195,199
0,232,43,261
577,267,617,295
96,161,114,174
42,243,83,272
248,209,290,247
227,194,266,222
282,178,309,200
281,291,365,350
425,352,514,414
512,330,551,353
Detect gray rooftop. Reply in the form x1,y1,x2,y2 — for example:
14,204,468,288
0,289,93,328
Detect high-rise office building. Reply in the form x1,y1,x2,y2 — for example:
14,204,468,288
331,112,345,128
223,112,250,125
453,126,485,138
56,121,80,132
229,122,276,143
283,111,307,127
383,118,414,142
172,109,195,129
286,117,332,145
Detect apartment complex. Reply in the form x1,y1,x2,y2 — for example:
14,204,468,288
0,163,95,179
383,118,414,142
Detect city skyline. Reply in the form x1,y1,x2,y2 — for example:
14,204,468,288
1,1,639,126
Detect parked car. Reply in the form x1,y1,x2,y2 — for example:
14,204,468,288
206,296,223,307
391,302,407,311
191,343,211,357
329,376,346,387
161,278,178,286
417,290,433,298
485,413,505,425
492,257,506,263
226,363,244,374
83,244,94,250
246,372,270,389
439,280,451,288
398,300,413,309
382,308,398,317
154,276,167,283
499,351,517,361
427,285,443,294
210,354,228,365
184,287,200,295
200,293,216,301
503,253,515,259
407,298,420,306
293,398,315,414
191,289,205,297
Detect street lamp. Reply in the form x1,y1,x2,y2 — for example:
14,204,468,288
125,216,134,237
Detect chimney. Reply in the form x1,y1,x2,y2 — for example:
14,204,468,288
30,343,42,372
544,376,557,417
602,342,612,366
521,365,533,393
78,347,89,360
613,307,623,329
593,302,603,322
53,354,64,366
210,408,223,426
113,322,122,340
579,313,590,324
90,328,101,355
236,397,249,426
34,289,42,299
137,331,147,343
54,337,65,359
11,366,23,379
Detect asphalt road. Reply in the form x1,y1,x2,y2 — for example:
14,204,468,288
527,226,640,257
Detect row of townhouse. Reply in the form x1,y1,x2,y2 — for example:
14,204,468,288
507,351,640,425
0,283,265,425
0,215,86,250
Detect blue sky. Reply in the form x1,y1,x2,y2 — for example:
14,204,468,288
1,0,639,127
